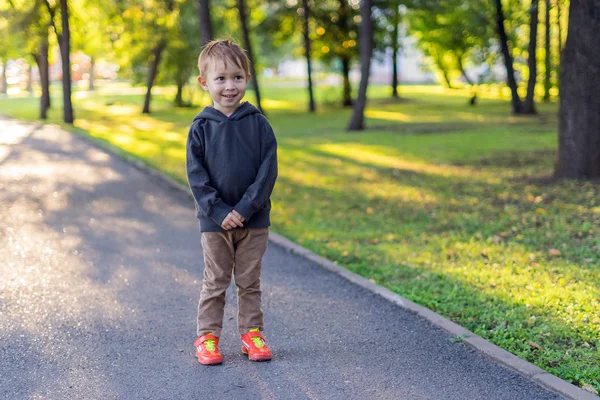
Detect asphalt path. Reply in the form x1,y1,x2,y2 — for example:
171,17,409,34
0,117,562,399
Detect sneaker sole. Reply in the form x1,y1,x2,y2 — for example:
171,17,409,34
197,352,223,365
241,347,271,362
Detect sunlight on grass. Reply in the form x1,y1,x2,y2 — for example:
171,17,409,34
315,143,497,182
262,98,297,111
366,109,429,122
107,104,140,115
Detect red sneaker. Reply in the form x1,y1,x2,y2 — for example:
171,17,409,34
241,330,272,361
194,333,223,365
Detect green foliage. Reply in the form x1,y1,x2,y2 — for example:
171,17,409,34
160,0,200,88
407,0,496,85
69,0,115,59
1,0,53,63
258,0,361,70
108,0,185,84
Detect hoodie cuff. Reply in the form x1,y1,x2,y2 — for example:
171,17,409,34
233,199,255,222
208,201,234,227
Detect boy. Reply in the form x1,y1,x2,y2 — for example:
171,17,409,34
186,39,278,365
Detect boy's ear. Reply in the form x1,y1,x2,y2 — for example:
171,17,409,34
246,73,251,82
198,76,208,90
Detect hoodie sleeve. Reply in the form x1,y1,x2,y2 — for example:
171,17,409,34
233,117,278,221
186,123,233,227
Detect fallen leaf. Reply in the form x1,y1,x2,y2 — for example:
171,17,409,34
528,341,542,350
582,384,598,395
549,249,561,257
488,235,504,243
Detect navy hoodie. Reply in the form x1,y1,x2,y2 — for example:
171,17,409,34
186,102,278,232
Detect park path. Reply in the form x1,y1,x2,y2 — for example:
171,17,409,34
0,116,562,400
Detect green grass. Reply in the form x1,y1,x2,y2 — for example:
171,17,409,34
1,83,598,392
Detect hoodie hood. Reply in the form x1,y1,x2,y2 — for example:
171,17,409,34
193,102,261,122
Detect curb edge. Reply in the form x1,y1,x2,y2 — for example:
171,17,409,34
266,234,599,400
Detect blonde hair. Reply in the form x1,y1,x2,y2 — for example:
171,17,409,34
197,39,250,77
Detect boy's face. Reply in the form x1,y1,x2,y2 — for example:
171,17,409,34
198,60,250,116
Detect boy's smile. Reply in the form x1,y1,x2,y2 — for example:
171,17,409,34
199,61,251,117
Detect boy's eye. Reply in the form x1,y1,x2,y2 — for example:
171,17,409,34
235,76,243,80
216,77,224,81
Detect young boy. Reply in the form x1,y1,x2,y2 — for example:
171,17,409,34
186,39,278,365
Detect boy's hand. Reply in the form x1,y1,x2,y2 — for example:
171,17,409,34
221,212,244,230
232,210,246,222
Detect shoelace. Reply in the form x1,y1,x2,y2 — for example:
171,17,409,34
203,339,216,352
248,328,265,348
250,336,264,348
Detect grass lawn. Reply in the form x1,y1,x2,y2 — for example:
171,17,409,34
1,82,599,392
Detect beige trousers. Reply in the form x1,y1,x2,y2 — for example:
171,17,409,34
197,227,269,337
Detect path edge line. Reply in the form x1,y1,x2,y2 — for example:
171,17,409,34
267,232,598,400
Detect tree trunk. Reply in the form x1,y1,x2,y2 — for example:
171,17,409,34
523,0,539,114
26,63,34,93
54,0,74,124
457,54,477,105
338,0,353,106
391,5,400,98
494,0,522,114
197,0,213,45
1,61,7,94
556,0,563,90
543,0,551,102
557,0,563,57
435,56,453,89
89,56,95,91
347,0,373,131
302,0,316,112
34,37,50,119
341,56,353,106
555,0,600,180
174,78,184,107
143,41,166,114
237,0,264,114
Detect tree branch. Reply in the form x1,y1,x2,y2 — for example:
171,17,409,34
44,0,61,40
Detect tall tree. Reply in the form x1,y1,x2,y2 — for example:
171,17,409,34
161,0,201,107
347,0,373,131
45,0,74,123
494,0,522,114
139,0,176,114
237,0,263,114
390,4,401,98
4,0,52,117
555,0,563,89
143,39,167,114
197,0,213,45
556,0,563,57
35,36,51,119
407,0,495,96
523,0,539,114
302,0,316,112
543,0,551,102
0,60,6,94
70,0,112,92
338,0,353,106
555,0,600,179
